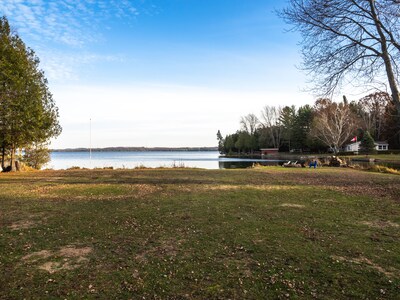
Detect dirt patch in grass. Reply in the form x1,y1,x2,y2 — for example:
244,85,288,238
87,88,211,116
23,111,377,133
312,199,337,203
30,183,162,201
205,184,300,192
134,184,162,198
22,250,52,261
9,220,36,231
22,245,93,273
205,185,241,191
169,184,304,195
59,246,93,257
332,255,398,278
359,220,399,228
38,261,62,273
280,203,305,208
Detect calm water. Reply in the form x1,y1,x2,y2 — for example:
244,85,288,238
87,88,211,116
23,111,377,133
49,151,284,170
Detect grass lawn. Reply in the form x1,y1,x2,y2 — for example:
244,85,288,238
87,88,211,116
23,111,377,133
348,153,400,162
1,167,399,299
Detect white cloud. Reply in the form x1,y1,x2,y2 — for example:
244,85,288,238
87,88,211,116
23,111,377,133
35,49,125,81
0,0,143,46
0,1,137,81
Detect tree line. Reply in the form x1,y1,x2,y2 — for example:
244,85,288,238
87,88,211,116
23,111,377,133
279,0,400,134
217,93,399,155
0,17,61,171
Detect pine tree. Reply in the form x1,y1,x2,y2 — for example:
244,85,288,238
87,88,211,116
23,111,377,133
0,16,61,171
360,131,376,154
216,130,224,154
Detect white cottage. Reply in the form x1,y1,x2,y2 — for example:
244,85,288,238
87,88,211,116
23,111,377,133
344,141,389,153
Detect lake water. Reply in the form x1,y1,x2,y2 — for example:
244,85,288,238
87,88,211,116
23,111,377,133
48,151,284,170
48,151,400,170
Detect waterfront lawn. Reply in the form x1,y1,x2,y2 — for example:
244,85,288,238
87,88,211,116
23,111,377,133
1,167,399,299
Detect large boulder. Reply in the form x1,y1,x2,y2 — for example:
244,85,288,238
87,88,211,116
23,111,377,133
329,156,344,167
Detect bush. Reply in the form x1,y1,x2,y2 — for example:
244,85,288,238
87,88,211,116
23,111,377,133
368,165,400,175
23,144,51,170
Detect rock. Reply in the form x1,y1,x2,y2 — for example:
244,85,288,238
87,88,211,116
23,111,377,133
3,165,12,172
329,156,345,167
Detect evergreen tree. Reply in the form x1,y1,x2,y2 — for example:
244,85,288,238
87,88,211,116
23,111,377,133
235,132,248,155
0,16,61,171
360,131,376,154
291,105,313,150
279,106,296,150
216,130,224,154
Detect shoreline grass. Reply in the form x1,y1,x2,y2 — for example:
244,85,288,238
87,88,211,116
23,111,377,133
1,167,399,299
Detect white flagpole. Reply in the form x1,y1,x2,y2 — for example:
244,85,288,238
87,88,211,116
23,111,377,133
89,118,92,167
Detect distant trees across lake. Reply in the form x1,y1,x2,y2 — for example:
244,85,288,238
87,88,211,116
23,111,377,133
52,147,218,152
218,93,399,155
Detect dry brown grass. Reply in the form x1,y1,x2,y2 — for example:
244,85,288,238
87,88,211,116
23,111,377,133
331,256,399,279
22,245,93,274
280,203,305,208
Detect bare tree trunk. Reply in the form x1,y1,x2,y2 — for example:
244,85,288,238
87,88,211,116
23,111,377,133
369,0,400,146
369,0,400,120
10,145,16,172
1,145,4,170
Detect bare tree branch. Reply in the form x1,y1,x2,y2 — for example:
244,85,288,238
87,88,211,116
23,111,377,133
279,0,400,113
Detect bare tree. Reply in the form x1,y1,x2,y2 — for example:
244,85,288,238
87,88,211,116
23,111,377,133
311,99,359,153
260,106,283,148
280,0,400,116
240,113,259,135
357,92,393,140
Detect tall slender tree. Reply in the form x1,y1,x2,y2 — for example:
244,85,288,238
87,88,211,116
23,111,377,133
240,114,259,135
279,106,296,150
216,130,224,154
260,106,283,148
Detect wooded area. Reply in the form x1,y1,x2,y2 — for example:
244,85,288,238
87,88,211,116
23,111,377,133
218,93,399,155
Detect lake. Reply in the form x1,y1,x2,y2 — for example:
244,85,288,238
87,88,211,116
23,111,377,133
48,151,400,170
48,151,284,170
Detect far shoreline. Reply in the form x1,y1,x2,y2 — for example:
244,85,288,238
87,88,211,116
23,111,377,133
51,147,219,152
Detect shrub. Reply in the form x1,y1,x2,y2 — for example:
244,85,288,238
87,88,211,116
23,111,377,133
368,165,400,175
23,144,51,170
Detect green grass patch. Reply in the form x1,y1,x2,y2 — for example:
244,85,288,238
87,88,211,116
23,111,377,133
0,168,399,299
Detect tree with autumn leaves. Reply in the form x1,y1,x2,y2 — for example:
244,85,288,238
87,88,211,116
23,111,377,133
218,93,398,155
280,0,400,124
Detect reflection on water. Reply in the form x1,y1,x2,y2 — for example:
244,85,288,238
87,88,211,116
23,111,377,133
219,160,284,169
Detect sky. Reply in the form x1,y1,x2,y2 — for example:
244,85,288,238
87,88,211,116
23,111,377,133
1,0,315,148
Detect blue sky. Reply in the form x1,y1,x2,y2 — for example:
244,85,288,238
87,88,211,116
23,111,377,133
1,0,313,148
